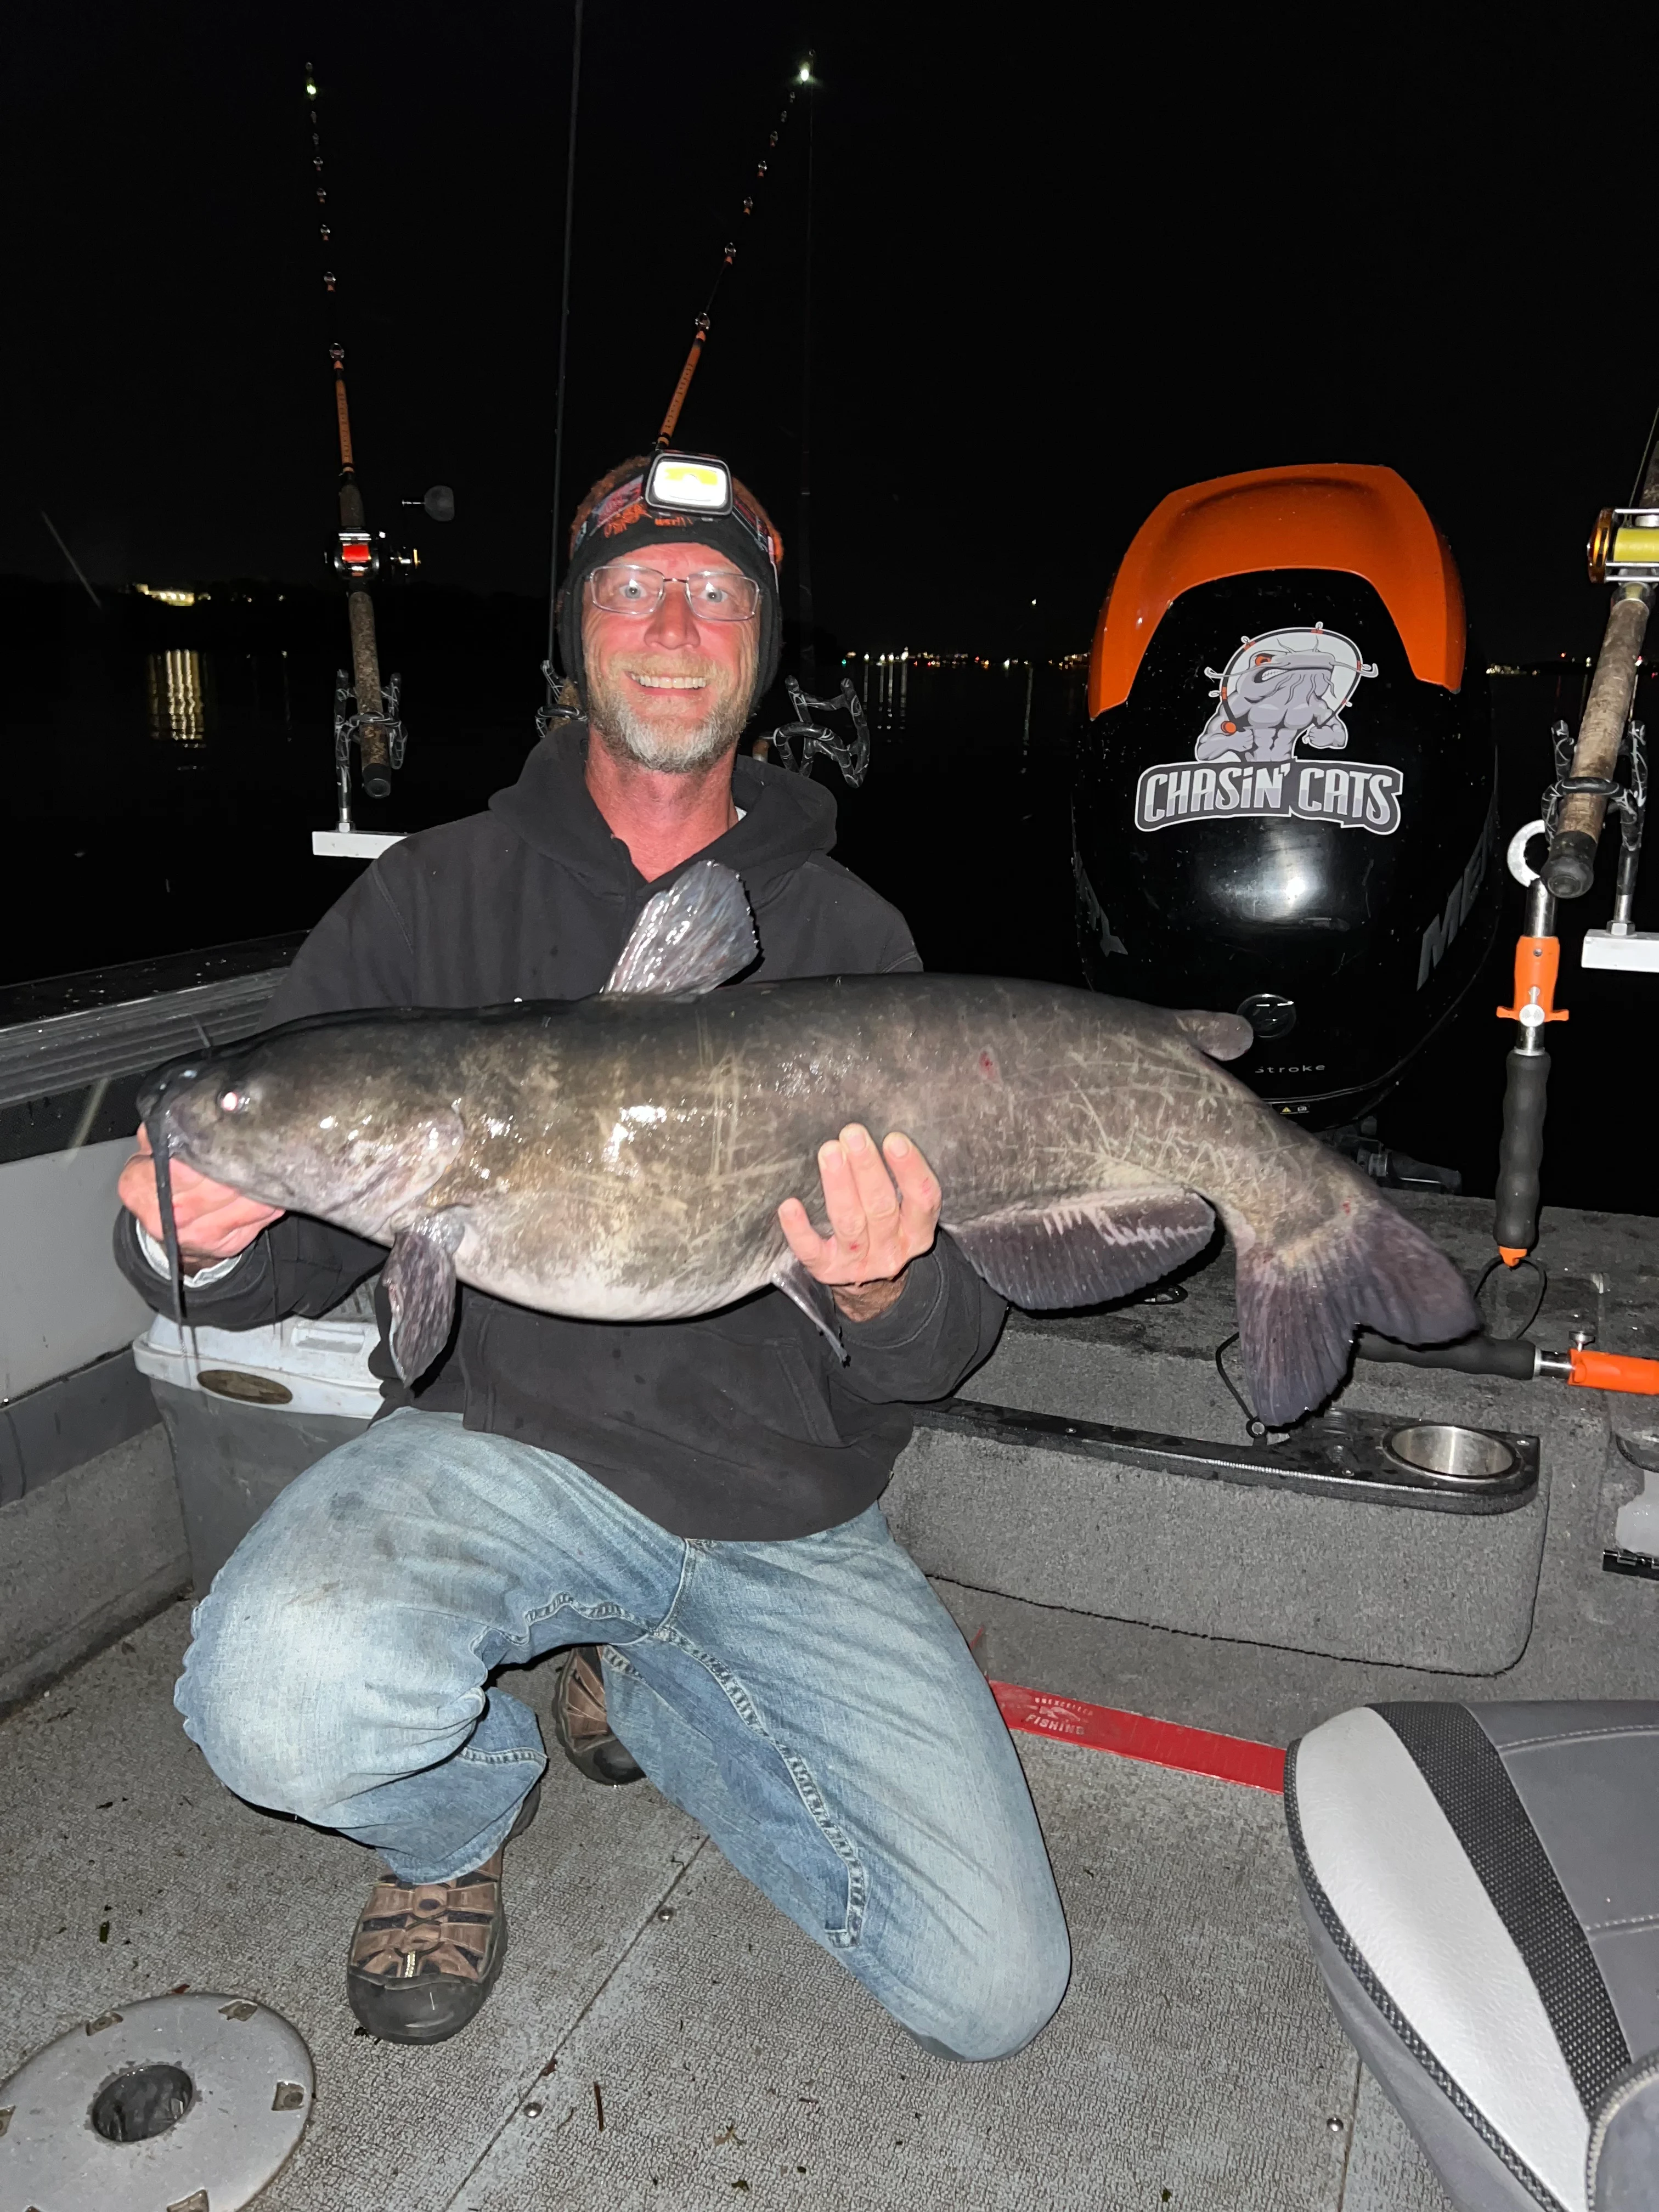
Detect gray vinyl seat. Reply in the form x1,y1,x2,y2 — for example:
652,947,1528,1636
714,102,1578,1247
1285,1702,1659,2212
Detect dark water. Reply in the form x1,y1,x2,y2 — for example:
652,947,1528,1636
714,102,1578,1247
4,578,1655,1218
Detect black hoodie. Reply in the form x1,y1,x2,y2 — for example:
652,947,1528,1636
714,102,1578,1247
116,729,1006,1538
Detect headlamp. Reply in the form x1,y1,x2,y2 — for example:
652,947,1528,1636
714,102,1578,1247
645,451,734,518
555,449,783,713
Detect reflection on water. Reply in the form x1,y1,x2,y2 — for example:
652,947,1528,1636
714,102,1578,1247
147,650,208,747
844,650,1056,732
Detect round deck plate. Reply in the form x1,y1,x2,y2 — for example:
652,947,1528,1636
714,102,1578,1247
0,1991,313,2210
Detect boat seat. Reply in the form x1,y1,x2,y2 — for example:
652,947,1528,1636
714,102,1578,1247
1284,1702,1659,2212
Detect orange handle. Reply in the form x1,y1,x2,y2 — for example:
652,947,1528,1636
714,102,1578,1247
656,328,707,449
1568,1347,1659,1395
1497,935,1570,1024
334,369,355,473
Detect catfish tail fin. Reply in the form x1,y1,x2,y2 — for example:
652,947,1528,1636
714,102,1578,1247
1235,1189,1478,1426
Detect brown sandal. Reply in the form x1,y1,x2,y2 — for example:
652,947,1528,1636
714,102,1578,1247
552,1644,645,1787
346,1780,540,2043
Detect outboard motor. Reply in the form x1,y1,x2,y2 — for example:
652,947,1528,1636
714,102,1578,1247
1073,464,1496,1126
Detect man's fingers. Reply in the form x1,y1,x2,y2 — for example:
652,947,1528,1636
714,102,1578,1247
840,1124,900,1223
783,1130,944,1290
117,1132,280,1256
817,1136,872,1260
777,1194,832,1267
882,1131,941,1216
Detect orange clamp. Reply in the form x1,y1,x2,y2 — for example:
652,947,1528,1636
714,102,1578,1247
1568,1347,1659,1395
1497,935,1570,1025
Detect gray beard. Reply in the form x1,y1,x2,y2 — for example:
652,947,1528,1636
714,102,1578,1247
586,669,750,775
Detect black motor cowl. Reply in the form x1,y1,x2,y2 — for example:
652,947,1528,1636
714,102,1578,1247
1072,467,1496,1127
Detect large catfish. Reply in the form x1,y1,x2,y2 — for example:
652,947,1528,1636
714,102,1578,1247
139,862,1476,1423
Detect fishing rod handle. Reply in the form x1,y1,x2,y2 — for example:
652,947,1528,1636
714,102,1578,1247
344,593,392,797
1493,1045,1550,1261
1355,1331,1538,1381
1545,589,1650,898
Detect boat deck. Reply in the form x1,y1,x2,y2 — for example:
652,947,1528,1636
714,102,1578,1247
10,1192,1659,2208
1,1601,1451,2212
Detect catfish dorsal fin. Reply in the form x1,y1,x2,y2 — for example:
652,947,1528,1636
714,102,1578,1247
1171,1008,1255,1062
603,860,758,997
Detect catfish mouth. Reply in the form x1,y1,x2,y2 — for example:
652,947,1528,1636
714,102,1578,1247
139,1049,469,1230
135,1054,230,1322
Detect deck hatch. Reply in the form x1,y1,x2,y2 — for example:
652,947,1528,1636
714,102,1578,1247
0,1990,313,2210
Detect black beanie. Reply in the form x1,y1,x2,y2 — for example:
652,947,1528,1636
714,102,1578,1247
555,454,784,714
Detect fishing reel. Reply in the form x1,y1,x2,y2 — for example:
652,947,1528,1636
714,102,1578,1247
332,529,427,584
332,528,379,583
759,675,871,787
1587,508,1659,585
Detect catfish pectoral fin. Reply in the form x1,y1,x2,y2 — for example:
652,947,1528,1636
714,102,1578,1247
382,1217,464,1384
1234,1189,1480,1426
946,1189,1216,1311
770,1256,848,1362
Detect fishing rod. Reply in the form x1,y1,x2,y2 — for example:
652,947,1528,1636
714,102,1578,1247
653,58,869,784
1487,404,1659,1276
1356,413,1659,1412
304,60,403,828
652,62,811,450
537,52,810,725
302,63,453,845
535,57,866,782
543,0,584,718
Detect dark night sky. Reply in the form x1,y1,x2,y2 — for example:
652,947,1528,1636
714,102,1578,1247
1,7,1616,663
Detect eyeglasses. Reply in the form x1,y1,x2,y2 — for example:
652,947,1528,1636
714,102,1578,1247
586,563,760,622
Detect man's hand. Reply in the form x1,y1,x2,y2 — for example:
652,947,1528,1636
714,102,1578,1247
117,1126,284,1274
778,1125,941,1323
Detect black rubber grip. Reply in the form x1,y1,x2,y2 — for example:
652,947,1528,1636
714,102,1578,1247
1542,830,1598,900
1493,1047,1550,1256
1355,1331,1537,1381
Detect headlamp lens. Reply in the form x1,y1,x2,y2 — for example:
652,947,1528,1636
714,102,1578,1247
645,452,733,515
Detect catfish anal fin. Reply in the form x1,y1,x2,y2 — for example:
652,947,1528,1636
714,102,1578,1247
947,1189,1216,1310
603,860,758,997
382,1217,464,1384
770,1254,848,1363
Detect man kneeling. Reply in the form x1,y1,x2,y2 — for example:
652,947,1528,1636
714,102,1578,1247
116,456,1070,2056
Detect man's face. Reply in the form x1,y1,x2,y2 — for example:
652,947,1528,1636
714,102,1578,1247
582,539,761,774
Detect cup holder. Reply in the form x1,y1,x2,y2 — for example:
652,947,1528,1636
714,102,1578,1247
1384,1423,1517,1486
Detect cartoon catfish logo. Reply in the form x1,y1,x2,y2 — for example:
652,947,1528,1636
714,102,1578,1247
1133,621,1402,836
1195,625,1376,764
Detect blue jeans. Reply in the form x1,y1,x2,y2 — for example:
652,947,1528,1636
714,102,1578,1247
174,1409,1070,2059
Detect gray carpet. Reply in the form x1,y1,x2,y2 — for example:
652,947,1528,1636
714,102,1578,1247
0,1603,1451,2211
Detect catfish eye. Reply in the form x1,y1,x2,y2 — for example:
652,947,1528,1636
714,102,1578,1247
219,1088,247,1114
